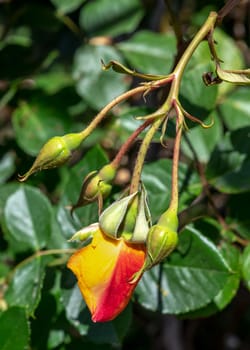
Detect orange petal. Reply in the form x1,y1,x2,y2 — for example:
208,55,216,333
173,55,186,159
67,228,146,322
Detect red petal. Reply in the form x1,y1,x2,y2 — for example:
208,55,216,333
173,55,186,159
67,229,146,322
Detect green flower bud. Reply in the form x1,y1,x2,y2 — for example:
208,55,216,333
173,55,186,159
145,224,178,269
145,208,178,269
19,132,84,182
99,184,151,243
70,164,116,213
130,208,178,283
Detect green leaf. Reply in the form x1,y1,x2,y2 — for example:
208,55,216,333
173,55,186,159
206,127,250,193
213,242,240,310
3,185,53,253
0,307,30,350
136,226,232,314
73,45,129,110
242,245,250,291
180,41,218,118
12,96,71,156
0,184,19,221
219,87,250,130
0,26,32,49
62,282,89,335
181,112,223,162
178,241,240,318
102,60,166,80
5,256,48,316
118,31,176,75
51,0,86,14
57,146,108,238
216,65,250,85
34,65,74,94
214,29,245,97
0,153,16,184
47,329,65,349
142,159,200,221
47,209,72,249
80,0,144,37
61,269,132,344
115,106,153,142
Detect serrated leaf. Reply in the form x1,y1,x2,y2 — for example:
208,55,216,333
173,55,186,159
73,45,129,110
135,226,232,314
80,0,144,37
0,307,30,350
118,31,176,75
178,242,240,319
5,256,48,316
3,185,53,253
242,245,250,291
213,242,240,309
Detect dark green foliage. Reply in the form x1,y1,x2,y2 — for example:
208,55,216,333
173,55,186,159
0,0,250,349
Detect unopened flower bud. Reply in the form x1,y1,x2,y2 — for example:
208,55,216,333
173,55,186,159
99,184,151,243
70,164,116,213
130,208,178,283
145,208,178,270
19,132,84,181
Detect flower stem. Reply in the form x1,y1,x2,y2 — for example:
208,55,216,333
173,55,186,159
111,118,153,169
80,85,150,140
130,116,164,194
169,112,183,212
173,11,218,79
79,12,218,146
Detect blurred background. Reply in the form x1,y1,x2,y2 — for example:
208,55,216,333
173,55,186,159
0,1,250,349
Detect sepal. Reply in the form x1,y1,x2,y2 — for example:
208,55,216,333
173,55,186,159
68,223,99,242
99,184,151,243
